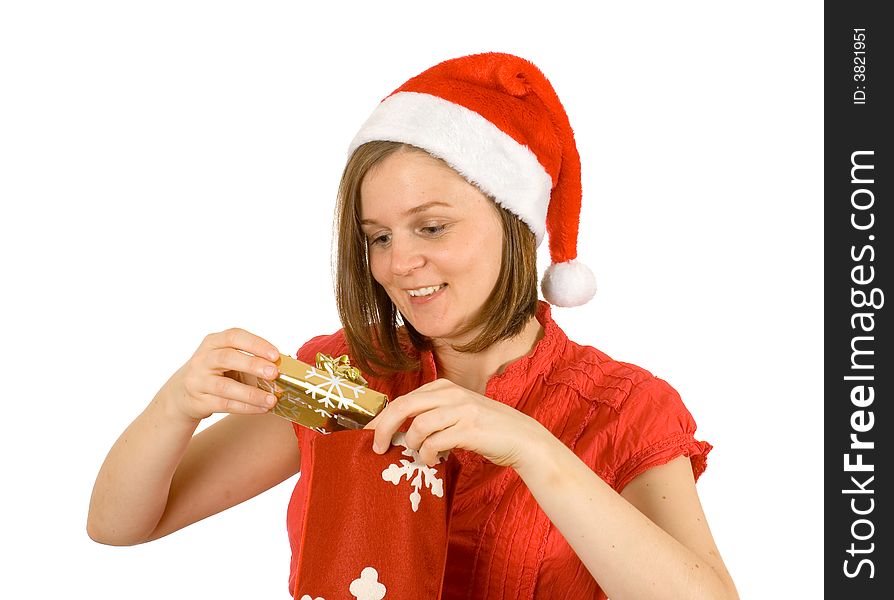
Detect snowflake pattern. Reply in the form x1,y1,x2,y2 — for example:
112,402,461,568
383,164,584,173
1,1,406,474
349,566,387,599
381,432,450,512
304,365,368,411
299,565,386,600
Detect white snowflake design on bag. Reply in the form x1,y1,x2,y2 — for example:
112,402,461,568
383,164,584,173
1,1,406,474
349,566,387,599
381,432,450,512
300,565,386,600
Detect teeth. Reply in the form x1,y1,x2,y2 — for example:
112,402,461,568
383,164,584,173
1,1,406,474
407,285,444,297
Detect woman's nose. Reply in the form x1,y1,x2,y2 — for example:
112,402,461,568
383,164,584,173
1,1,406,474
389,234,425,276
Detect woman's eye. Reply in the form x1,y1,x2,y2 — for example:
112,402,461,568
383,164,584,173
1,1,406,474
421,224,447,235
369,233,390,246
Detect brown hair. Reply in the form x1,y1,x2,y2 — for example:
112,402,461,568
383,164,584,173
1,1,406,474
333,141,538,376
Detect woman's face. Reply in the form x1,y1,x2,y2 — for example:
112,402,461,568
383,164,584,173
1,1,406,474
360,148,503,345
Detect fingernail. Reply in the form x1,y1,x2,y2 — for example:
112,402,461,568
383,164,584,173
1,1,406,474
266,394,276,406
373,442,383,453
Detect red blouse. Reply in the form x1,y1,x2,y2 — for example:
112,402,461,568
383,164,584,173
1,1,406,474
286,301,711,599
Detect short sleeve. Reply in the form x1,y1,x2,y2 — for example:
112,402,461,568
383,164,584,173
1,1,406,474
609,376,712,492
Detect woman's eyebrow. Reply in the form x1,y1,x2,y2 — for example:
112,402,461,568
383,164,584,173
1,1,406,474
360,201,452,226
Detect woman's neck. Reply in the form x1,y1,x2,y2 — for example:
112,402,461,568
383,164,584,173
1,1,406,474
431,315,545,395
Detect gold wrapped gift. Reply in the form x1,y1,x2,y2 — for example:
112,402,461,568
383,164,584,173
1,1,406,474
258,352,388,434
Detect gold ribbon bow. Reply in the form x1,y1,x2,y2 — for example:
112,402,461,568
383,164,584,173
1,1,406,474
315,352,369,387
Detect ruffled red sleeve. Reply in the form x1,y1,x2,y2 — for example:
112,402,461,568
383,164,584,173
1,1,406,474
609,376,712,492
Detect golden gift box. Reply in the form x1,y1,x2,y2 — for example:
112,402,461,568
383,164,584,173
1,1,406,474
258,352,388,434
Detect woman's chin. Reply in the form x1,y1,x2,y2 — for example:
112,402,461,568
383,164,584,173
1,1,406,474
403,317,453,341
407,322,447,339
412,322,482,348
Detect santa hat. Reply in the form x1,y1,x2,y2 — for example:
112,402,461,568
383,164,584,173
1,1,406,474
348,52,596,307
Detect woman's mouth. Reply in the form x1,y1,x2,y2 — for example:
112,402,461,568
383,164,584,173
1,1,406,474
407,284,445,297
405,284,447,304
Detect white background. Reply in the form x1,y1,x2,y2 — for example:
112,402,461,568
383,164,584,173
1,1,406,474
1,1,822,598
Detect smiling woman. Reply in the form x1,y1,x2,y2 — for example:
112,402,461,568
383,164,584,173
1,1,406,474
87,51,739,600
337,142,540,376
365,162,501,336
362,148,504,334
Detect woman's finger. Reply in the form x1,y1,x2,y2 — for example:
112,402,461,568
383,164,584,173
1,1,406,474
370,391,449,452
415,427,458,466
402,407,461,453
198,374,277,411
197,392,272,415
203,327,280,362
207,346,279,381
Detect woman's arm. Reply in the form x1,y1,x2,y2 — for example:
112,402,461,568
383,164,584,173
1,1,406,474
514,435,739,600
366,377,737,599
87,388,301,545
150,410,300,542
87,328,300,545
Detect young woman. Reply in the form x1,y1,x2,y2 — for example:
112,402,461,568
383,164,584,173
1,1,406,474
88,52,739,600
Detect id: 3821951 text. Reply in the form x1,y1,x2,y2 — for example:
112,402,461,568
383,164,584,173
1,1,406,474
852,28,868,105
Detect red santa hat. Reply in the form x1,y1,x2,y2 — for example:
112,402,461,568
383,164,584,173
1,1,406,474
348,51,596,307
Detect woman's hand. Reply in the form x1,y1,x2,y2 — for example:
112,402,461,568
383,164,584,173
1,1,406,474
165,327,281,422
363,378,547,468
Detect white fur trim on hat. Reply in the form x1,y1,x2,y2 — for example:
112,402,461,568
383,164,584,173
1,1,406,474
347,91,552,245
541,260,597,307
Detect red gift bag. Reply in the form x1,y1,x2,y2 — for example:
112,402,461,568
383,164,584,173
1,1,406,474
293,429,462,600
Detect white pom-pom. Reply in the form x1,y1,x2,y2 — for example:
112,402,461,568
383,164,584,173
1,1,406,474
541,260,597,307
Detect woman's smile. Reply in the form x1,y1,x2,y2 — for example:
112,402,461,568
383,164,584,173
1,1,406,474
405,283,447,302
